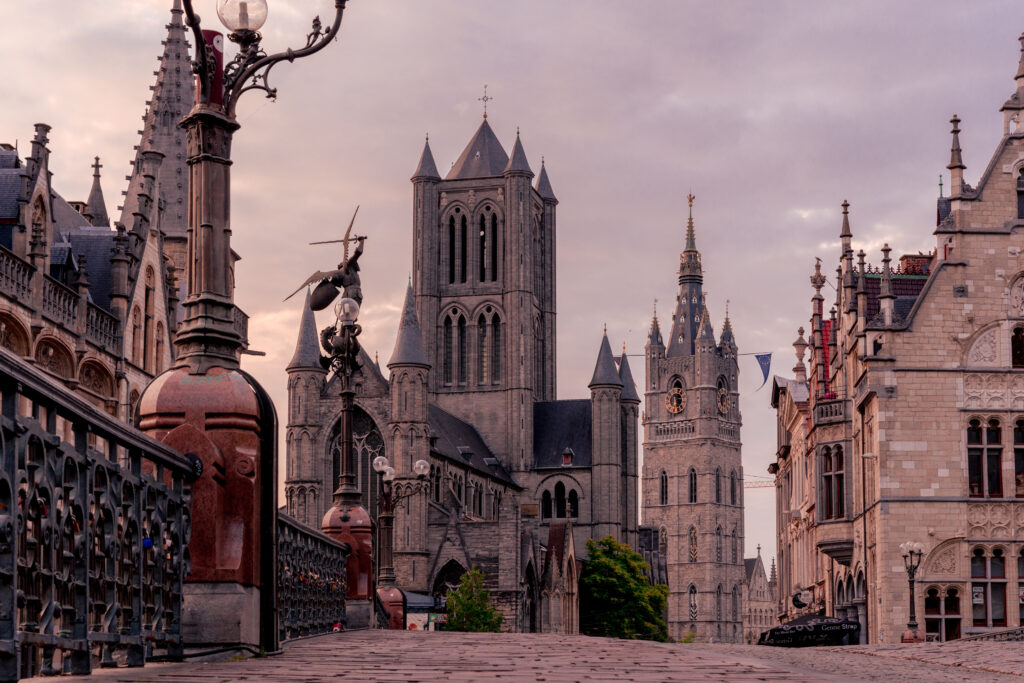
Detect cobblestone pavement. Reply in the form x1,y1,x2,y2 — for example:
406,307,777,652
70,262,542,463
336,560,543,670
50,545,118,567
27,631,1022,682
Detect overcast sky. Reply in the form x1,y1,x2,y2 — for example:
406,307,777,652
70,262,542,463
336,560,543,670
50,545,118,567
4,0,1023,564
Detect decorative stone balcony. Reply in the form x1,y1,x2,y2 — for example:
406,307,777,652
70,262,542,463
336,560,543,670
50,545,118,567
813,398,846,426
816,519,855,566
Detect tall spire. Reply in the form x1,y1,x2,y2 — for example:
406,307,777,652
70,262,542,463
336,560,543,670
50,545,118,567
119,0,195,238
288,288,322,370
412,135,440,181
668,194,705,357
648,300,663,347
685,192,697,252
535,158,557,201
720,300,734,346
388,283,430,368
85,156,109,226
446,119,508,180
947,115,966,195
503,129,533,176
618,345,640,403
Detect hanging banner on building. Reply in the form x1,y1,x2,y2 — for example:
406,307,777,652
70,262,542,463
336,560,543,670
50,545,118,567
755,353,772,390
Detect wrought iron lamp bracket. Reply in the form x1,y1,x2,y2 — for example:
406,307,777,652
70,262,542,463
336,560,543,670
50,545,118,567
181,0,349,117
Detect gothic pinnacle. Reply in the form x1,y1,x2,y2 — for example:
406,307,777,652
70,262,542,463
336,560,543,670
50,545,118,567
948,115,965,170
685,192,697,252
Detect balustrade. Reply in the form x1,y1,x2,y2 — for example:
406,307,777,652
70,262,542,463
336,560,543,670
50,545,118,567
0,247,33,303
814,398,846,425
0,347,192,679
277,512,348,643
41,277,78,330
86,304,120,353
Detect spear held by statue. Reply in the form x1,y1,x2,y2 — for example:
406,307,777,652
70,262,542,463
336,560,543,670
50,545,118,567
284,205,366,310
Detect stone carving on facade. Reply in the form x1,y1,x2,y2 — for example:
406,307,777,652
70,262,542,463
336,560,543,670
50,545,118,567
496,188,503,202
1010,276,1024,317
35,340,72,379
79,362,112,397
967,328,999,366
925,542,958,577
440,192,448,207
963,372,1007,410
967,502,1016,538
467,189,476,208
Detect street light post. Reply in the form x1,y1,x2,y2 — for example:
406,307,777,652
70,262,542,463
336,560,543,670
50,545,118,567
900,541,925,643
372,455,430,588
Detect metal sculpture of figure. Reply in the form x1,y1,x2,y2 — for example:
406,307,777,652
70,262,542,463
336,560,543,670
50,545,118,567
285,205,366,310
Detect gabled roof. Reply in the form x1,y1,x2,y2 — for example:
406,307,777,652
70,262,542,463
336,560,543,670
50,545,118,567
428,404,519,488
388,283,430,368
533,399,592,469
62,229,116,309
589,332,623,388
287,288,323,370
445,120,509,180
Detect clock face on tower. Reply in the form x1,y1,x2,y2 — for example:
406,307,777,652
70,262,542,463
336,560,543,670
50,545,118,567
717,387,732,414
666,387,687,414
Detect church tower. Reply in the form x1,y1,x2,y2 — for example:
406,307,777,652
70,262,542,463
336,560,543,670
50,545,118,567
642,196,744,643
410,118,556,474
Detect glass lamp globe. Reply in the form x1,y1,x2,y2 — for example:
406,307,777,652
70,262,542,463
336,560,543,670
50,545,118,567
383,466,396,482
372,455,389,473
217,0,268,32
335,297,360,325
413,459,430,479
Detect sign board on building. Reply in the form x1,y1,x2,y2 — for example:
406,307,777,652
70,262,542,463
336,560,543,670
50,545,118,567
973,586,985,605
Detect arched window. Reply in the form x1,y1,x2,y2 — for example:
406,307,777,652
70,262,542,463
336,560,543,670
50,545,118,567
460,215,468,283
443,315,453,384
715,467,722,503
1013,327,1024,368
555,481,566,518
1018,168,1024,219
567,489,578,518
688,526,698,562
968,418,1003,498
457,315,467,384
716,526,723,562
659,470,668,505
732,585,739,621
688,468,697,503
491,313,501,383
731,528,738,564
490,213,499,281
155,322,165,374
925,586,962,642
448,216,456,284
479,213,487,282
144,266,155,373
716,585,722,621
688,585,698,621
477,314,487,383
131,307,142,365
541,490,552,519
730,470,737,505
972,547,1007,627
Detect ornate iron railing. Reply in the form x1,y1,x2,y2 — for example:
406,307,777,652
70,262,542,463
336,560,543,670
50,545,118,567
0,247,32,303
85,304,120,353
41,276,78,330
0,346,192,679
276,512,348,643
233,306,249,347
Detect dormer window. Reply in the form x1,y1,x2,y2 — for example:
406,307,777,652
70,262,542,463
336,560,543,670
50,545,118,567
562,448,574,466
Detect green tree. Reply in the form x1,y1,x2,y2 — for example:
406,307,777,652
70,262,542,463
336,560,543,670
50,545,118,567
579,536,669,642
444,566,504,632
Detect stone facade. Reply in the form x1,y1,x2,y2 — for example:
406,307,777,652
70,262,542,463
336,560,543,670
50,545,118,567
642,199,745,643
743,548,777,644
285,120,640,632
770,33,1024,644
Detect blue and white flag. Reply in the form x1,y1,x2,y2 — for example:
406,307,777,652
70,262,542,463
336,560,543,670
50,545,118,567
755,353,772,390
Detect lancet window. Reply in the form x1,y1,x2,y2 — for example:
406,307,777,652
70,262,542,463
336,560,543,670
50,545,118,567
968,419,1002,498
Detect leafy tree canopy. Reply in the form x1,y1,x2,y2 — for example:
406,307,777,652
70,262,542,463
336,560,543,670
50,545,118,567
445,566,504,633
579,536,668,642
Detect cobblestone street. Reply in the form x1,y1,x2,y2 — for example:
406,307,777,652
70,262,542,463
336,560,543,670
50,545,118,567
32,631,1023,682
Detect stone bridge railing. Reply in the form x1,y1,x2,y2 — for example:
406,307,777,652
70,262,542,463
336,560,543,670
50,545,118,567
961,626,1024,642
0,347,193,679
276,512,349,643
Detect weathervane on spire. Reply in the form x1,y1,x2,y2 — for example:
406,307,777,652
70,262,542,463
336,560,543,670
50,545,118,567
479,84,493,119
687,193,695,209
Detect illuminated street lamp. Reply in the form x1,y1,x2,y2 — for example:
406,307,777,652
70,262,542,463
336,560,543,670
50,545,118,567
899,541,925,643
372,455,430,587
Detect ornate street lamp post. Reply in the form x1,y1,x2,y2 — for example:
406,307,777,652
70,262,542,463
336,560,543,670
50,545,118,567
371,456,430,587
900,541,925,643
325,297,363,509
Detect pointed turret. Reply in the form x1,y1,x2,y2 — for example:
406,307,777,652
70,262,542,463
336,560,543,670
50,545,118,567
411,136,440,181
720,302,735,347
388,283,430,368
1001,33,1024,134
445,119,509,180
589,331,623,388
879,243,895,326
618,346,640,403
948,115,966,194
697,308,715,343
648,305,664,348
503,130,533,176
85,156,109,226
288,288,322,370
535,159,557,201
840,199,852,255
119,0,195,237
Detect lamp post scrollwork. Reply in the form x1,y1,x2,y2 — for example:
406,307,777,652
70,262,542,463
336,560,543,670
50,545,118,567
372,456,430,587
899,541,925,643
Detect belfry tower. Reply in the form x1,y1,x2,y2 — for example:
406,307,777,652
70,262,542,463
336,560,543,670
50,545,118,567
642,196,745,643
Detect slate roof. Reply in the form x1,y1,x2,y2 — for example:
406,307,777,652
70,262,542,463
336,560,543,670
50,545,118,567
618,353,640,402
428,404,518,487
859,272,929,327
744,558,758,581
533,399,592,469
288,288,322,370
388,284,430,367
0,170,23,221
503,133,532,175
535,162,556,201
589,334,623,388
446,120,509,180
63,229,116,309
411,139,440,180
0,148,18,170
